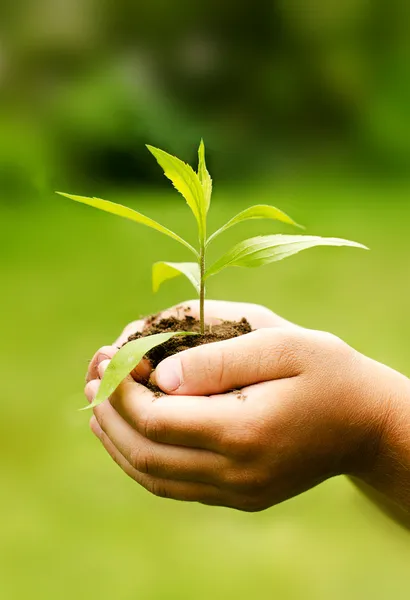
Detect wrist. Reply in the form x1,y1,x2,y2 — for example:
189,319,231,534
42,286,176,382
349,354,410,505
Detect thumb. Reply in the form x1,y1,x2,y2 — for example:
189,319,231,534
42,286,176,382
154,328,304,396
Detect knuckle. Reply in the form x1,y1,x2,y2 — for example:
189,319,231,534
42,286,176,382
307,330,352,369
324,332,348,355
214,351,227,389
129,446,156,474
250,467,272,493
313,330,341,349
224,466,270,494
139,410,165,443
247,329,300,378
181,346,225,387
147,479,170,499
222,467,247,490
249,303,276,324
242,465,271,491
224,424,262,460
273,333,300,374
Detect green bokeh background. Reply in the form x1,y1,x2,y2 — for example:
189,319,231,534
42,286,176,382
1,1,410,598
2,182,410,599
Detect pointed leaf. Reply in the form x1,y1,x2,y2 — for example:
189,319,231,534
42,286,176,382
153,261,200,294
207,204,302,245
198,140,212,213
205,234,368,278
57,192,197,256
146,145,206,238
84,332,196,409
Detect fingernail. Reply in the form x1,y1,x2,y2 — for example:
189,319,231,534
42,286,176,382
156,357,182,392
98,359,110,379
131,358,152,383
85,380,99,403
96,346,116,365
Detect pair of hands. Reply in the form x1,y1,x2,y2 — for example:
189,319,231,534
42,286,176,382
85,300,408,513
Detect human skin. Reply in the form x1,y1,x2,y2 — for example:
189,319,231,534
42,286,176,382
85,301,410,523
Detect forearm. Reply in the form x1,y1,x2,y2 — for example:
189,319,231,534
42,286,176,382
352,356,410,521
350,478,410,529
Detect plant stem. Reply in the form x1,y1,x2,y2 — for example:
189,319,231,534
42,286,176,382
199,242,205,334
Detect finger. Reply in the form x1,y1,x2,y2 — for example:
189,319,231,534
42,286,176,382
90,416,226,506
93,397,229,484
85,361,132,405
155,327,305,396
87,338,151,388
112,319,155,382
104,373,242,452
85,378,100,403
86,367,229,452
86,346,118,383
85,360,137,407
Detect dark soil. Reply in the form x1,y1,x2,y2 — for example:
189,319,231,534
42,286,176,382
125,310,252,394
127,314,252,368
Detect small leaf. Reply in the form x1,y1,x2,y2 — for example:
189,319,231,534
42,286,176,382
153,261,200,295
207,204,302,245
205,234,368,278
146,145,206,238
198,140,212,213
57,193,197,256
84,332,196,409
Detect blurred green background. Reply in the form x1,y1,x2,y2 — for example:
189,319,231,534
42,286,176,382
1,2,410,599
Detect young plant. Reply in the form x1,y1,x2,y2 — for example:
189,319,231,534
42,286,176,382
58,141,367,408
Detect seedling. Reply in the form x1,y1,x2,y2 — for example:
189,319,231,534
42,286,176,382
58,141,367,408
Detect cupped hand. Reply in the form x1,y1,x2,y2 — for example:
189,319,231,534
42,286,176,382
86,299,296,384
85,300,390,511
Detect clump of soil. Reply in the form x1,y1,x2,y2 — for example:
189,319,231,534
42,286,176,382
127,314,252,368
125,310,252,395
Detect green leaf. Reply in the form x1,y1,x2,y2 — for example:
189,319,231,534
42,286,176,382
84,332,196,409
207,204,302,245
152,261,200,294
198,140,212,213
57,193,197,256
146,145,206,238
205,234,368,278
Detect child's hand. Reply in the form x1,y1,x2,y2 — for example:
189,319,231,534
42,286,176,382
85,301,410,513
86,300,296,384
